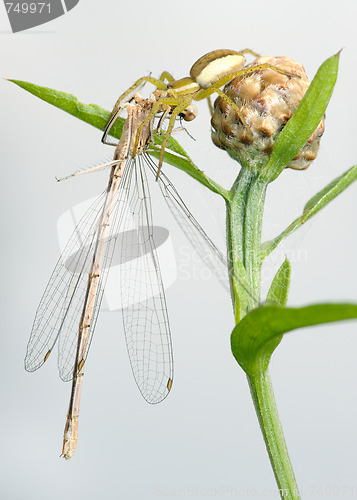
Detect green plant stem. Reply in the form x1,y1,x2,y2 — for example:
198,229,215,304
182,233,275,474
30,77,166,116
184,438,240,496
227,169,267,319
227,168,255,321
241,176,266,311
248,371,301,499
228,166,300,498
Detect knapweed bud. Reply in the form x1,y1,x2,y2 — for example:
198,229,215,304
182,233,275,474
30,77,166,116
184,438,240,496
211,56,325,170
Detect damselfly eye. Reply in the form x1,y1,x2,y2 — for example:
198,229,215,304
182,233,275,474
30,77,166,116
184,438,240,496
182,104,198,122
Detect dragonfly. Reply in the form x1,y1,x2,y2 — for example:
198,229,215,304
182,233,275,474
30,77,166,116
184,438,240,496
24,93,230,459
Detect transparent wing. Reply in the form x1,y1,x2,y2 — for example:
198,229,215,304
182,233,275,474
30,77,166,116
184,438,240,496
25,163,133,381
120,155,173,404
144,153,229,292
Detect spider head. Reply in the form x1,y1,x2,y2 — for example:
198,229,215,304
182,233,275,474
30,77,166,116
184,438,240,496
167,77,200,96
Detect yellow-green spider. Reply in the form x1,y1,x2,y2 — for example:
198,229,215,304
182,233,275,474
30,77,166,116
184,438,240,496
102,49,300,177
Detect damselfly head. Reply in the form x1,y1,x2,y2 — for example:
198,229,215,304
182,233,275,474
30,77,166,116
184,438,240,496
181,103,198,122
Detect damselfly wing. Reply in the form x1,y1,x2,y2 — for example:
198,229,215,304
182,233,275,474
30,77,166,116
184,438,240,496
24,95,230,458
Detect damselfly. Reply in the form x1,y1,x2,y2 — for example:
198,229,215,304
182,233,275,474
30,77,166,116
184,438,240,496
24,94,229,459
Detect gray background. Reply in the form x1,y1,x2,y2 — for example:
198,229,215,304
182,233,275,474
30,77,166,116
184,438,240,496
1,0,357,498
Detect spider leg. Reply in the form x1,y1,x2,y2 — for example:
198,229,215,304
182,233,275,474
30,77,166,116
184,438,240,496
132,90,184,157
205,62,301,92
207,96,214,116
102,76,168,145
239,48,261,58
194,62,301,135
159,71,175,83
193,86,253,136
156,96,192,179
214,87,253,136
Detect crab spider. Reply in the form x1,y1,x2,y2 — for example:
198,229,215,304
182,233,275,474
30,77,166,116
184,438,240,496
102,49,300,178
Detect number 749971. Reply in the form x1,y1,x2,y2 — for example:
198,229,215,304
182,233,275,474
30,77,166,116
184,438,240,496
5,3,51,14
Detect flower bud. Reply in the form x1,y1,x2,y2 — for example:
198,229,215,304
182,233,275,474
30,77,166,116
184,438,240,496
211,56,325,170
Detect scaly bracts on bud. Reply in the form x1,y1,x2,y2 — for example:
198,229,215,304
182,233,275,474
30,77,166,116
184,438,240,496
211,56,325,171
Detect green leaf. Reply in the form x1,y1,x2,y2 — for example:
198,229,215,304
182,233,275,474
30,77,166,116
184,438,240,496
147,145,227,197
257,259,292,357
266,258,291,307
231,303,357,375
8,79,124,137
8,79,228,198
262,164,357,258
304,164,357,213
261,52,340,182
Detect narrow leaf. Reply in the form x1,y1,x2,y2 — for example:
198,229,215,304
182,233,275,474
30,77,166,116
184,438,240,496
262,52,340,182
8,79,227,197
304,164,357,213
8,79,123,136
262,164,357,258
266,258,291,307
248,259,292,360
148,146,228,197
231,303,357,375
